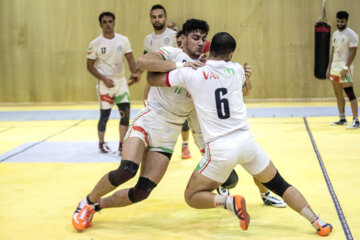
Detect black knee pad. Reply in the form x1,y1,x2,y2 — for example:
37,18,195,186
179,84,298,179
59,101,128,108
128,177,157,203
108,160,139,187
344,87,357,101
262,170,291,197
117,103,130,126
222,169,239,189
182,120,190,132
98,109,111,132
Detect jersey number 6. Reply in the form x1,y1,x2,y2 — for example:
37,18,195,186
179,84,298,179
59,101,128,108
215,88,230,119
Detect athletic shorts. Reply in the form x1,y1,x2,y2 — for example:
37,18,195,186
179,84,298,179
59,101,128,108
124,108,182,156
97,77,130,109
330,67,354,83
196,130,270,183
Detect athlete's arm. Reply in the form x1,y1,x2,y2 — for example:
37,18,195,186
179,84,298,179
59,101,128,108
146,71,168,87
86,59,115,88
242,63,252,96
125,52,142,86
340,47,357,80
137,51,177,72
326,47,334,80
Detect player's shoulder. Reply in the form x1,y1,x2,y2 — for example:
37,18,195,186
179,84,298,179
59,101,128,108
89,34,104,45
165,27,177,35
115,33,130,41
345,28,358,37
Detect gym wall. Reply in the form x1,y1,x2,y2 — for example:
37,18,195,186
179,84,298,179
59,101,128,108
0,0,359,103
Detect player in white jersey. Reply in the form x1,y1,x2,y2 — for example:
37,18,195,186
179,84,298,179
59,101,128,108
72,19,209,232
143,4,192,159
86,12,140,154
326,11,359,129
148,32,333,236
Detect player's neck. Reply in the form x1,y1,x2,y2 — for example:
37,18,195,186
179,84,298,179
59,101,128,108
154,27,166,35
103,32,115,39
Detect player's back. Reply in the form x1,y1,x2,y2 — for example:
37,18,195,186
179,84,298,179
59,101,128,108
184,60,249,142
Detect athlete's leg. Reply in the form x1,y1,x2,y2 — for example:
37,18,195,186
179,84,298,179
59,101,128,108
253,161,332,236
88,137,145,204
99,151,170,208
181,120,191,159
331,81,346,118
342,82,358,118
116,103,130,153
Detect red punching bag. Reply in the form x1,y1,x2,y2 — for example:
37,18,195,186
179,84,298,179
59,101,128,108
314,0,331,79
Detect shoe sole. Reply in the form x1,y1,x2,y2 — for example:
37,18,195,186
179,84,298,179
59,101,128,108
234,196,250,231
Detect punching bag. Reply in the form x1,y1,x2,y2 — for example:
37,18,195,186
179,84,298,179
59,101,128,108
314,22,331,79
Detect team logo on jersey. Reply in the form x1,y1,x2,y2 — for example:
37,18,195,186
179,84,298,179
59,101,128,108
101,47,106,54
117,45,122,51
202,71,219,80
164,38,170,44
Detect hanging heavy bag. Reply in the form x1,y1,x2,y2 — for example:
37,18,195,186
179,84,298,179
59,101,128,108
314,22,331,79
314,0,330,79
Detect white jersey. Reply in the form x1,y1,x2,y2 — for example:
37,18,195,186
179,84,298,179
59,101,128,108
144,28,177,53
168,60,249,143
331,27,358,70
147,46,195,124
87,33,132,79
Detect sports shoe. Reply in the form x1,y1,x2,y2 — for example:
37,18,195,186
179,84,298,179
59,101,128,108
330,118,347,126
233,195,250,231
85,209,95,228
72,198,95,231
261,191,287,208
312,218,333,236
99,142,112,153
216,186,230,196
346,119,360,129
181,144,191,159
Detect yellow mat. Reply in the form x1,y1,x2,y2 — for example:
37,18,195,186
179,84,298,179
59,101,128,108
0,116,359,239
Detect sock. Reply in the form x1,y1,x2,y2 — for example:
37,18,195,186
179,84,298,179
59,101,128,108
300,205,318,223
339,114,346,120
94,200,102,212
214,195,227,208
225,196,235,212
312,217,327,230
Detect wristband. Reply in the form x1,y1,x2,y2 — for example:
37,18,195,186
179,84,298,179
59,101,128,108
176,62,184,68
343,66,349,70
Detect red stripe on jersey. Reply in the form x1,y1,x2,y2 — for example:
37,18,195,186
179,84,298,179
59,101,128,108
166,72,171,87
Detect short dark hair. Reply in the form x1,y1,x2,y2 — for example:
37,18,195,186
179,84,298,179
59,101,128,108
182,19,209,36
99,12,115,23
176,30,184,39
150,4,167,16
336,11,349,20
210,32,236,58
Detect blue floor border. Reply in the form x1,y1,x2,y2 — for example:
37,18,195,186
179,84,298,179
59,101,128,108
303,117,353,240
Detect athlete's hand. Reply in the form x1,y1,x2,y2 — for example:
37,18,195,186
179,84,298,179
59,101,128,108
340,69,347,80
128,72,141,86
199,53,208,63
184,61,205,69
102,77,115,88
244,62,252,79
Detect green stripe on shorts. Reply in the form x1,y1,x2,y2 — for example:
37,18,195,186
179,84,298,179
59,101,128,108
148,146,173,154
114,92,130,104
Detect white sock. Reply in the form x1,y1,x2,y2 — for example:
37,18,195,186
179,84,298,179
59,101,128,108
225,196,235,212
214,195,226,208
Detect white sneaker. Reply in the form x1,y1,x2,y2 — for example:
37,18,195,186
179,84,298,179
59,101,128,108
261,191,287,208
346,119,360,129
216,186,230,196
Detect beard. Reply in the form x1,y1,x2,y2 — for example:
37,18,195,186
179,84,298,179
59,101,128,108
337,24,346,30
153,23,165,31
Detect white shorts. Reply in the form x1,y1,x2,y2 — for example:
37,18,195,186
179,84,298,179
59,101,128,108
97,77,130,109
124,108,182,156
196,130,270,183
330,66,354,83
